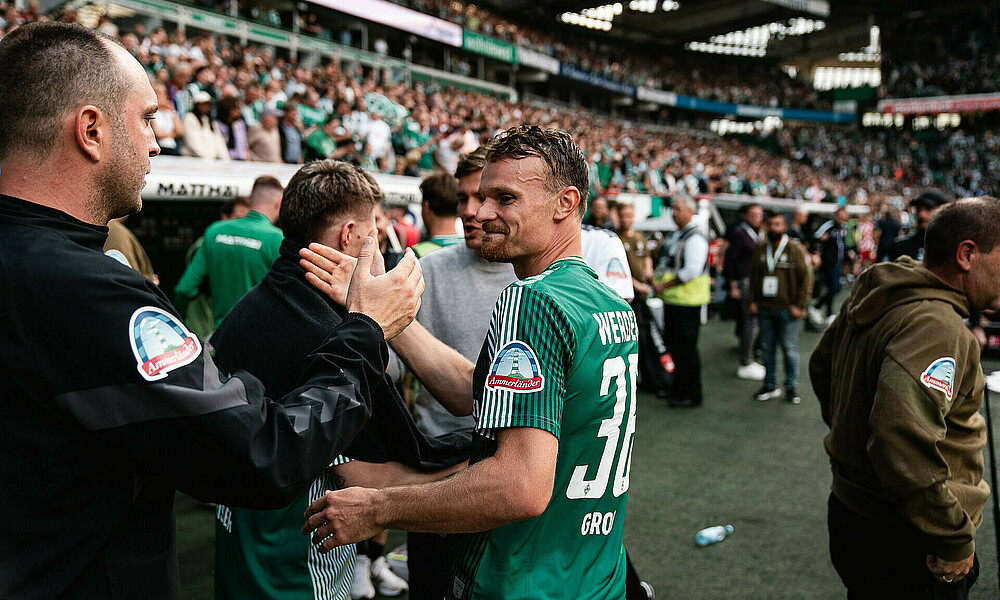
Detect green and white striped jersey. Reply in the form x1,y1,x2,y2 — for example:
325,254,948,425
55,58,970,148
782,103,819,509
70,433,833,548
214,462,354,600
449,256,639,600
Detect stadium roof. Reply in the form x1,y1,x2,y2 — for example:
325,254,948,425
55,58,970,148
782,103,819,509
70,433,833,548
474,0,982,61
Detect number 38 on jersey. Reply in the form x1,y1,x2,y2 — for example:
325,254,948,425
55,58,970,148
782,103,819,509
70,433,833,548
566,353,638,500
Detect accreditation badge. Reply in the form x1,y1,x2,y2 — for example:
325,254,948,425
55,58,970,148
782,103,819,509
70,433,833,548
762,276,779,297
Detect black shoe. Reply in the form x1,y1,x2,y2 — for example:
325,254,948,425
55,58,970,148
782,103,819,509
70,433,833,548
785,388,801,404
655,389,675,401
668,397,702,408
754,386,781,402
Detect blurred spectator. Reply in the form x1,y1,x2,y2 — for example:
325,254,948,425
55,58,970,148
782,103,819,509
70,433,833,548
875,205,901,262
888,189,952,262
412,172,462,257
248,108,282,162
583,195,615,230
182,91,230,160
364,112,395,173
152,82,184,156
723,203,765,381
278,102,304,164
304,116,352,162
215,95,250,161
810,207,850,326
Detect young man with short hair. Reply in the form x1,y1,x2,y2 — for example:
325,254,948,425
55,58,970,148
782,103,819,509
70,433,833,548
210,160,464,600
412,171,464,258
173,175,285,327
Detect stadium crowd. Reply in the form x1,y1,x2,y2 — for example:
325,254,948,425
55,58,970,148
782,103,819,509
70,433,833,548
5,1,998,211
880,4,1000,99
0,0,830,109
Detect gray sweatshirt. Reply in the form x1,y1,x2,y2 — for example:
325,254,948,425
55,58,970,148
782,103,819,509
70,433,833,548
413,243,516,438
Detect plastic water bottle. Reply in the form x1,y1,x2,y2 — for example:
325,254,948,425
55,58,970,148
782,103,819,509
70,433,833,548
695,525,734,547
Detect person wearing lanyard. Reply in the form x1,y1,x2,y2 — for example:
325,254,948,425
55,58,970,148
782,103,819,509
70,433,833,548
748,212,813,404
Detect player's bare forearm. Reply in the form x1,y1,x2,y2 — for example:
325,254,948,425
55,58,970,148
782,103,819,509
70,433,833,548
334,459,468,489
303,428,556,551
389,319,474,416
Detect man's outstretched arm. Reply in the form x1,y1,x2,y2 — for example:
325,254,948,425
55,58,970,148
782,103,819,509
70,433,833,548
302,427,557,551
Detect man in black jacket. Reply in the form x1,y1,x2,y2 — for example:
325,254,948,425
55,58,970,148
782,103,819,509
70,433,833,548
0,22,422,599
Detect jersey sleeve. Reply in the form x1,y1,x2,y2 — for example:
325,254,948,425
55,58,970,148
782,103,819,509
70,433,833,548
599,236,635,301
475,285,574,438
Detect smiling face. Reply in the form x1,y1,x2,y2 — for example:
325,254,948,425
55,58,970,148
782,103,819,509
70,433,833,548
97,44,160,220
476,157,557,264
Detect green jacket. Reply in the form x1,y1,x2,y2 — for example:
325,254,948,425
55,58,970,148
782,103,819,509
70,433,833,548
174,211,283,328
810,257,989,561
748,236,812,311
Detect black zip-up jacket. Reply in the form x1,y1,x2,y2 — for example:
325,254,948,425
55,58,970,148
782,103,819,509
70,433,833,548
0,194,385,599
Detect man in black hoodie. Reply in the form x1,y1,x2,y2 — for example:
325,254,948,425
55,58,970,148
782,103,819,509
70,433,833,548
211,159,468,600
811,197,1000,599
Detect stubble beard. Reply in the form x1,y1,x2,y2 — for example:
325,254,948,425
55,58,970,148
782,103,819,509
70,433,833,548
95,118,145,223
478,236,511,263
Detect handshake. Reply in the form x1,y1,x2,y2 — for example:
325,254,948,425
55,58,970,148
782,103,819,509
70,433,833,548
300,229,424,339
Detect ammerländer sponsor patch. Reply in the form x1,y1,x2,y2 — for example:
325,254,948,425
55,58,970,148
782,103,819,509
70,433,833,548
129,306,202,381
921,357,956,401
486,340,545,393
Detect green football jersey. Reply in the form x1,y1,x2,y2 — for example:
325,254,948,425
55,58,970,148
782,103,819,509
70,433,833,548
215,465,354,600
449,256,639,600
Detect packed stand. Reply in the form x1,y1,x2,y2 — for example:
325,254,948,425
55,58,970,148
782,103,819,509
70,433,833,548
778,121,1000,201
880,4,1000,98
0,9,872,203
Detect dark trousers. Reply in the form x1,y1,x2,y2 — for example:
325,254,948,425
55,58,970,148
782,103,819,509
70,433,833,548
815,265,841,317
828,493,979,600
407,532,454,600
663,304,702,403
737,278,759,365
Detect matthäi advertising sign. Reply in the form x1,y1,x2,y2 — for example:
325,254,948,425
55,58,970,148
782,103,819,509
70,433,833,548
462,31,516,64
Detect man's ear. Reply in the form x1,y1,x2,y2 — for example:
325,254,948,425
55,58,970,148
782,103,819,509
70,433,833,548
553,186,582,222
75,105,104,162
956,240,976,272
340,220,356,249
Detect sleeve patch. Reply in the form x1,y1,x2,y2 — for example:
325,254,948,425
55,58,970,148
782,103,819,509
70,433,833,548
105,249,132,269
486,340,545,393
129,306,203,381
604,257,629,280
920,357,956,401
